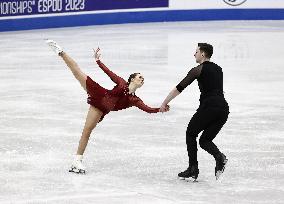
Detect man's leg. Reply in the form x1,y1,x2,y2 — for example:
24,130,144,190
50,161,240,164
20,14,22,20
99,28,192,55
199,110,228,157
198,109,229,179
186,110,209,165
178,111,205,180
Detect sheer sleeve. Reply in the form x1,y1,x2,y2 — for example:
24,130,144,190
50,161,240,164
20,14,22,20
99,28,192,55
133,97,160,113
176,65,202,92
96,60,126,84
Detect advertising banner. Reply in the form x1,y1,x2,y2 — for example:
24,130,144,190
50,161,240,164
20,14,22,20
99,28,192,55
0,0,169,18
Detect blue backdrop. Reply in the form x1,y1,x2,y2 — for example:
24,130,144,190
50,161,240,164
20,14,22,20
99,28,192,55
0,0,284,32
0,0,169,17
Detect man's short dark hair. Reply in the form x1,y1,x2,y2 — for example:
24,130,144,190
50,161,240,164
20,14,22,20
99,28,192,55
198,43,213,58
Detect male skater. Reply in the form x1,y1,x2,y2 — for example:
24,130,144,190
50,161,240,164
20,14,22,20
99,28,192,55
160,43,229,180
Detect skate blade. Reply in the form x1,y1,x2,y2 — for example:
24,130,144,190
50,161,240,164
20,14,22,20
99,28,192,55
178,177,198,182
69,167,86,174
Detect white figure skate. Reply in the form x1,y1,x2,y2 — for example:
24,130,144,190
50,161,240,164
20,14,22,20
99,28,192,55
69,155,86,174
46,39,63,55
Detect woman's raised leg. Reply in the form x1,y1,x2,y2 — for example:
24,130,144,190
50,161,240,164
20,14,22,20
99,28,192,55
46,39,88,91
60,52,88,92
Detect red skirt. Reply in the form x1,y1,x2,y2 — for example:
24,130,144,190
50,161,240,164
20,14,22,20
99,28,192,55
86,76,110,121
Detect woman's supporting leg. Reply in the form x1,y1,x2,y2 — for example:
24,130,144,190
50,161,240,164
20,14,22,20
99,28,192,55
76,105,103,155
60,52,88,91
70,106,103,173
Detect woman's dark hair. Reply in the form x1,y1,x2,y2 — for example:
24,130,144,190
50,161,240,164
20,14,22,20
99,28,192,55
198,43,213,58
127,73,140,84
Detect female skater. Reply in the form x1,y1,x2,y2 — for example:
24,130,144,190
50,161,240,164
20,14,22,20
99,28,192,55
46,40,169,174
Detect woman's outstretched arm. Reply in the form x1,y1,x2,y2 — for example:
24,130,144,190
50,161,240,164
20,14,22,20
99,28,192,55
94,48,126,84
134,97,169,113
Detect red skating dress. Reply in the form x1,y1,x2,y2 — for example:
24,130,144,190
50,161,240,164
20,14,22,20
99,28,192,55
86,60,160,122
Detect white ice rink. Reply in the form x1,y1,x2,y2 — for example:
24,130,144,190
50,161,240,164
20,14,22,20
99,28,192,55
0,20,284,204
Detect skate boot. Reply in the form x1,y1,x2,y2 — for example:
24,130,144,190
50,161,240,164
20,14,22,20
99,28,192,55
45,39,63,55
69,155,86,174
178,164,199,181
215,153,228,180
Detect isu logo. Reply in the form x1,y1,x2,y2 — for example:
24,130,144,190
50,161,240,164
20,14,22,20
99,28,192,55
223,0,247,6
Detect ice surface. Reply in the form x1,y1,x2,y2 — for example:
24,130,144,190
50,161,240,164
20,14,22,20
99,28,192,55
0,20,284,203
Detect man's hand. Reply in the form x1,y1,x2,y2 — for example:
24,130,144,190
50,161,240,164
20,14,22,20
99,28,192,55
159,88,180,112
159,104,170,112
93,47,101,61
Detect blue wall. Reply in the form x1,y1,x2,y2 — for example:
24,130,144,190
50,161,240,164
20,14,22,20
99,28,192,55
1,9,284,32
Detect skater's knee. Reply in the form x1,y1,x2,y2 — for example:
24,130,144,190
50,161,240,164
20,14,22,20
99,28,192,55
82,125,96,137
186,129,198,139
186,134,197,145
84,124,96,133
199,138,208,149
73,69,83,79
75,71,87,82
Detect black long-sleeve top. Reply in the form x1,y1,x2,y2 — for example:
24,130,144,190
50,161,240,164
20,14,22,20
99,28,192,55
176,61,225,103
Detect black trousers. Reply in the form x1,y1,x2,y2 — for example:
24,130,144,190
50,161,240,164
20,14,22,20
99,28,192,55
186,97,229,165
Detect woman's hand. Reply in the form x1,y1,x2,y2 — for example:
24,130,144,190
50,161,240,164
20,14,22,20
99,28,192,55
93,47,101,61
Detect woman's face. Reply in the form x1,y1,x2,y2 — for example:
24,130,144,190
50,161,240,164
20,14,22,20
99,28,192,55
132,74,144,88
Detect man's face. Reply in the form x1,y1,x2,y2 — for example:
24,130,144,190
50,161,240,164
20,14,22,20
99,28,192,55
194,47,204,63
